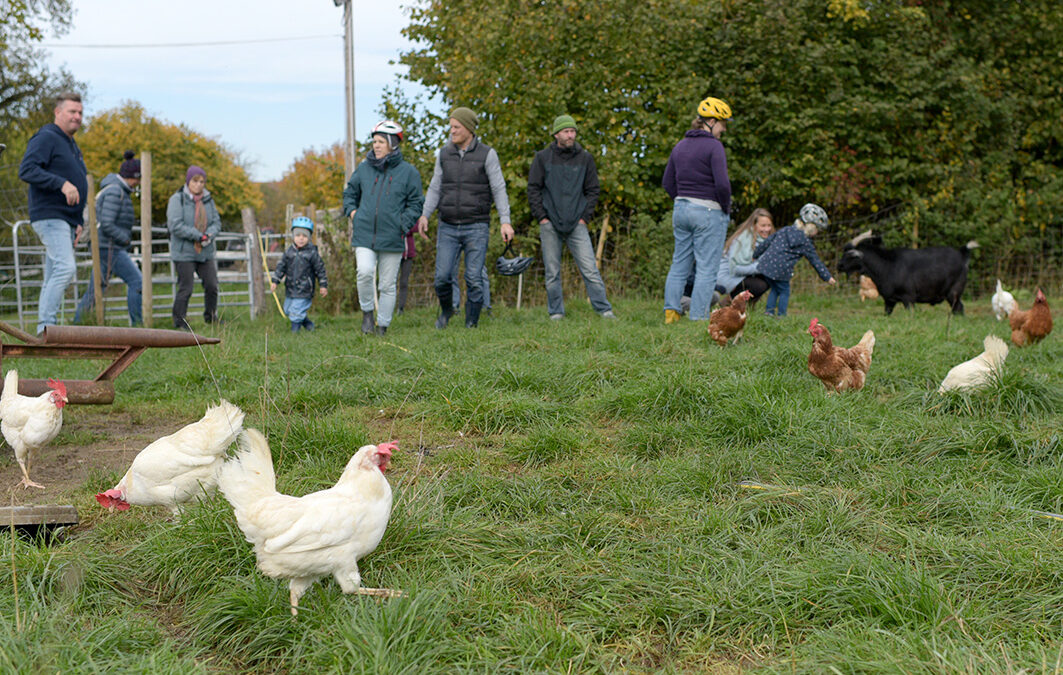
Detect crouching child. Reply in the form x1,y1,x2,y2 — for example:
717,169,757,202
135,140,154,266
271,216,328,332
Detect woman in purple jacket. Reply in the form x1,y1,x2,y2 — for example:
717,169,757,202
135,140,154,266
661,97,733,323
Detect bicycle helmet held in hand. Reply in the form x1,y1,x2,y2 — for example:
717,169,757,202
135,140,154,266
496,241,534,276
798,203,829,230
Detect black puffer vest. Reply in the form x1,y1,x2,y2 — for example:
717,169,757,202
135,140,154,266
438,139,492,225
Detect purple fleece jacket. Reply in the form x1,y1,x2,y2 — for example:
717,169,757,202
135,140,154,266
661,129,731,214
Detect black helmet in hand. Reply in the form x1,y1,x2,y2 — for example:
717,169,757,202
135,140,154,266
496,241,534,276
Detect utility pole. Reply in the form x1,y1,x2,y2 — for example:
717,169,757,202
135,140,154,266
335,0,357,178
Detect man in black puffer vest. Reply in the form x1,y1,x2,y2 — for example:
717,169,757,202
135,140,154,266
416,107,513,328
528,115,614,321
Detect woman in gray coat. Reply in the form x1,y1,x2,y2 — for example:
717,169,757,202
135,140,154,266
167,165,222,329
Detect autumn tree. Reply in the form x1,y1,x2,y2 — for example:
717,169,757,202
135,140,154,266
78,101,263,224
279,142,346,213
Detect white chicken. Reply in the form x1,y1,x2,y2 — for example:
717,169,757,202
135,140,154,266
992,279,1016,321
0,370,67,489
95,399,244,513
937,334,1008,393
217,428,401,615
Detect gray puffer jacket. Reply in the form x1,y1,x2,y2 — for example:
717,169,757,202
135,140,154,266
95,173,135,249
166,186,222,263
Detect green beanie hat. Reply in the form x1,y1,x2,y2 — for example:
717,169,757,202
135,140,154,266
552,114,577,135
449,106,478,133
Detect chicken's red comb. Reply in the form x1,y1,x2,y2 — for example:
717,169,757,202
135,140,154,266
809,318,819,330
376,441,398,455
47,378,67,397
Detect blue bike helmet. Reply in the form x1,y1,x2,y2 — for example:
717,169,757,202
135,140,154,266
292,215,314,233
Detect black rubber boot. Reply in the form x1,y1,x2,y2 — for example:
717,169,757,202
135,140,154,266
361,310,374,335
375,325,387,336
465,302,482,328
435,294,454,329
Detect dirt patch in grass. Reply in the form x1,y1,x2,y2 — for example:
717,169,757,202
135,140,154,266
0,408,188,507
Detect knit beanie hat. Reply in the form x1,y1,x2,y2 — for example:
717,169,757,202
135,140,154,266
119,150,141,178
449,106,478,133
551,114,577,135
186,165,206,184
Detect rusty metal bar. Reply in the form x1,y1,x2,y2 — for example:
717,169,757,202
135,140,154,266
13,379,115,404
96,346,147,381
40,324,220,348
1,344,127,360
0,322,43,345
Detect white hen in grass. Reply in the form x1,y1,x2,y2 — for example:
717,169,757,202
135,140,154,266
938,335,1008,393
218,428,402,615
992,279,1016,321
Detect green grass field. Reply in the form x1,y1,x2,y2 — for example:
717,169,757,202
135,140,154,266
2,292,1061,673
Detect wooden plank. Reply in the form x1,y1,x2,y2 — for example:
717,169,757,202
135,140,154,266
0,505,79,527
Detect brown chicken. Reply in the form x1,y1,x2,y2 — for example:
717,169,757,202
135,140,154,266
858,275,879,302
807,318,875,392
708,290,753,346
1008,288,1053,347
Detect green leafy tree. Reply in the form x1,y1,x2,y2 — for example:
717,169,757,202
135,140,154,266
78,101,264,224
398,0,1062,287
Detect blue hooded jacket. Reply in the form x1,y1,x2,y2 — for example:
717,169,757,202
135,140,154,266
18,123,89,226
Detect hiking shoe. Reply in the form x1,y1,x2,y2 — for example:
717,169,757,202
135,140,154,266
665,309,682,324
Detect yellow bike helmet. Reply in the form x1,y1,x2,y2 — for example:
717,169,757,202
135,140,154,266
697,97,732,121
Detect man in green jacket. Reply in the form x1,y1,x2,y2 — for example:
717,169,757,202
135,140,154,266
527,115,614,320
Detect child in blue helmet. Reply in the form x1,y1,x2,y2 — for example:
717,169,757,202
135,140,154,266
271,216,328,332
752,203,836,316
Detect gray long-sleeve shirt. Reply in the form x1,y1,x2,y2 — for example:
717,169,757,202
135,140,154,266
421,140,511,224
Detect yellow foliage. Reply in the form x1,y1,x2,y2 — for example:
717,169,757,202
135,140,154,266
79,101,263,224
826,0,869,22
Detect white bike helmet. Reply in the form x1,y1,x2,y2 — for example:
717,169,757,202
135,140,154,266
799,203,829,230
372,120,404,149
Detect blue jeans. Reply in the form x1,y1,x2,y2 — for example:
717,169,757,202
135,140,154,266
31,219,78,334
663,200,727,320
74,245,143,325
764,278,791,316
451,261,491,310
434,221,489,311
540,221,612,316
355,247,402,327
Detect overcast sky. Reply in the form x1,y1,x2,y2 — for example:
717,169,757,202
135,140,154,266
44,0,437,182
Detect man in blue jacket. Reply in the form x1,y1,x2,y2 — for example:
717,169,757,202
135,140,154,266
74,152,144,326
18,92,88,335
527,114,614,320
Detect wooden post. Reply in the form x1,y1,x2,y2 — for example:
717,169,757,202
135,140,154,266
595,213,612,268
140,152,153,327
86,174,105,325
242,207,265,316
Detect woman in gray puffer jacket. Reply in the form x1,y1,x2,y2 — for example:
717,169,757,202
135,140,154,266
167,165,222,329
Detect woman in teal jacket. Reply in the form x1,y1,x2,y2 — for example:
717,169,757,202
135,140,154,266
342,121,424,336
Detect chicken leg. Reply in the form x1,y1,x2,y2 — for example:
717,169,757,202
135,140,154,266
17,457,44,490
